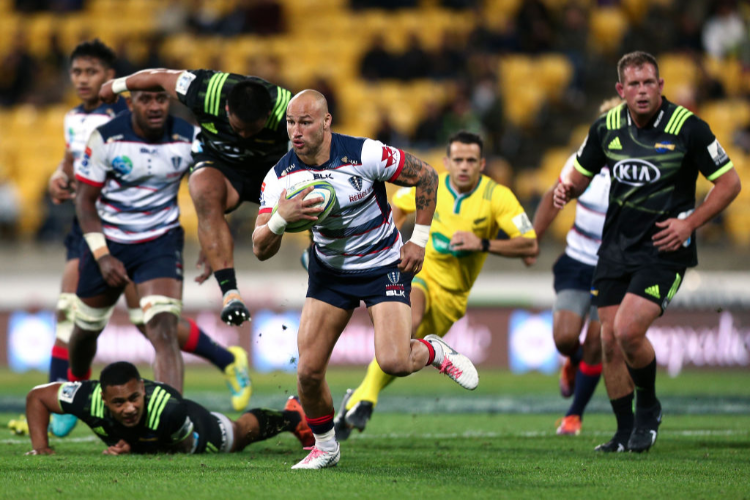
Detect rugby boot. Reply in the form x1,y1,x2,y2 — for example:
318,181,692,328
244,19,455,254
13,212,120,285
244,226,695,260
594,430,631,453
424,334,479,390
628,399,662,453
559,358,576,398
555,415,582,436
284,396,314,447
333,389,354,441
224,346,252,411
221,290,250,326
291,443,341,470
50,413,78,437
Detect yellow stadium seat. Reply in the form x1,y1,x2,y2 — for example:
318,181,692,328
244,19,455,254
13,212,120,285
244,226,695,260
659,53,699,95
537,54,574,103
588,7,628,55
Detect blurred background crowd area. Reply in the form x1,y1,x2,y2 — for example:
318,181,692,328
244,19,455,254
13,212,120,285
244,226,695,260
1,0,750,252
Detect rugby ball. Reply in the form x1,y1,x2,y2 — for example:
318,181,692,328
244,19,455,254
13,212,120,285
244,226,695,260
272,180,336,233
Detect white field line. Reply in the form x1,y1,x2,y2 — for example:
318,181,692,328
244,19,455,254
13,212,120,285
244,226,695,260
2,429,747,445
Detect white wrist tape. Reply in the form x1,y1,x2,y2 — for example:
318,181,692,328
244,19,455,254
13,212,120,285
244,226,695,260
410,224,430,248
267,211,287,235
84,232,109,260
112,77,129,94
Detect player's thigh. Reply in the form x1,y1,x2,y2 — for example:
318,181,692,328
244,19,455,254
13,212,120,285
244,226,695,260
123,281,141,309
413,282,464,339
297,298,352,374
137,278,182,300
188,161,240,213
130,228,185,299
613,293,661,343
369,301,412,364
60,258,79,295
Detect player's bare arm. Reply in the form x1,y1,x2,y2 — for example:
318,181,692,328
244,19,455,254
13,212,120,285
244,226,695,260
75,181,130,288
100,69,184,103
391,152,438,274
252,187,323,261
25,383,64,455
653,168,741,252
49,150,76,204
450,231,538,258
553,168,591,208
523,183,560,266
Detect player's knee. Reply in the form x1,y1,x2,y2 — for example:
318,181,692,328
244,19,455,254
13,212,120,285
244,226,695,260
296,364,326,391
189,174,223,216
613,325,643,352
74,298,114,332
55,293,77,342
553,327,580,356
140,295,182,325
128,307,145,327
377,355,410,377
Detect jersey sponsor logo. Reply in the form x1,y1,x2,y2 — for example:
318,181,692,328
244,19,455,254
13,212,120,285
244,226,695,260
280,164,296,177
112,155,134,175
140,147,157,154
381,146,397,168
608,137,623,150
313,173,333,180
473,217,487,225
59,382,82,404
655,142,675,152
106,134,124,143
349,187,372,203
171,157,182,170
176,71,197,95
612,159,661,186
707,139,728,166
512,213,534,235
349,176,363,191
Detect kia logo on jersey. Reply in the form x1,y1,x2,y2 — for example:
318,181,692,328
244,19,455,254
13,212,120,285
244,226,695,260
612,159,661,186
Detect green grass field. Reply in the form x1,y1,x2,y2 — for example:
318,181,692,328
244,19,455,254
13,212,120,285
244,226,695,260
1,367,749,499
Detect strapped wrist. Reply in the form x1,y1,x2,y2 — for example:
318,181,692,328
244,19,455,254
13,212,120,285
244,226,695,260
84,232,110,260
410,224,430,248
267,211,287,235
111,77,129,94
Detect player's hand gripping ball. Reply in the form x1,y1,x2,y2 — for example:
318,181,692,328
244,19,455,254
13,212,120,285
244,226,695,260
274,180,337,233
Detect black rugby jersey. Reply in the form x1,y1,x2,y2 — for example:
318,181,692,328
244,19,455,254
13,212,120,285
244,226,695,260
176,69,291,166
57,379,193,453
575,97,734,268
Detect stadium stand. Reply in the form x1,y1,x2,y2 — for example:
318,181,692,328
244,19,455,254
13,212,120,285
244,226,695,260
0,0,747,248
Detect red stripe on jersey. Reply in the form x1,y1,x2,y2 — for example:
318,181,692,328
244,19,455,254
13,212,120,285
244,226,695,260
75,174,105,188
387,149,406,182
259,207,273,214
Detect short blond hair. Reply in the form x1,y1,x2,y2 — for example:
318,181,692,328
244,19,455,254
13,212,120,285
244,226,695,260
617,51,659,83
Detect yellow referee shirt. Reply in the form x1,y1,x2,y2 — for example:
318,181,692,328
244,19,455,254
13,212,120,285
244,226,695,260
393,173,535,293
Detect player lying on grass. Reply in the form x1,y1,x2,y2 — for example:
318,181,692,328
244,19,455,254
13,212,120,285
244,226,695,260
25,361,313,455
334,131,537,440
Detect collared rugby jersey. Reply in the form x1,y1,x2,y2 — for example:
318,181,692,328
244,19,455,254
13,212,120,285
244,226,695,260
64,99,128,171
57,379,193,453
575,97,734,268
75,112,195,243
260,133,406,272
559,153,610,267
175,69,290,166
392,173,536,293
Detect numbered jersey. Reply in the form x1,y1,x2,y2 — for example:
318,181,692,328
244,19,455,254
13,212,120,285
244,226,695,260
175,69,290,166
57,379,193,453
74,112,195,243
64,99,128,171
260,133,405,272
559,153,610,267
393,173,536,293
575,97,733,268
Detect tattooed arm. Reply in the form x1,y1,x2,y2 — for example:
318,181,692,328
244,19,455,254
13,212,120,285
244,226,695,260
390,152,438,274
391,152,438,226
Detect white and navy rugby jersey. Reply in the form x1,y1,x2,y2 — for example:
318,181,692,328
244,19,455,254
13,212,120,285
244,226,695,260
560,153,610,267
260,133,406,272
64,99,128,171
74,112,195,244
